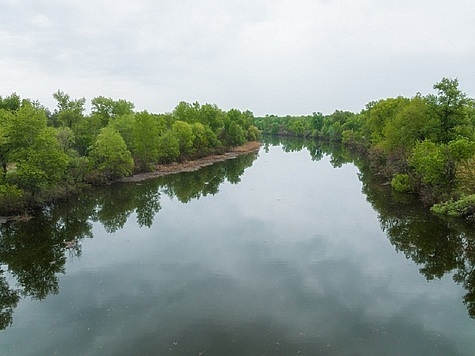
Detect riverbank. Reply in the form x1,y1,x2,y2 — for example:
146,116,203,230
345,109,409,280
118,141,261,183
0,142,261,223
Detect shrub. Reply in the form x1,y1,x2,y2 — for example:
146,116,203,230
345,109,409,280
431,194,475,222
391,173,413,193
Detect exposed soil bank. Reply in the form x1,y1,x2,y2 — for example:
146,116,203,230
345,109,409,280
118,141,262,183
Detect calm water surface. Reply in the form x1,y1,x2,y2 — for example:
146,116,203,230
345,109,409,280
1,139,475,355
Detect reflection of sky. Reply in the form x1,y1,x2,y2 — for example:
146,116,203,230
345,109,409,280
2,145,475,355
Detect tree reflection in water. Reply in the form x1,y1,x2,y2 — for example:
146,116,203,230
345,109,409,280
2,137,475,330
269,136,475,318
0,151,258,330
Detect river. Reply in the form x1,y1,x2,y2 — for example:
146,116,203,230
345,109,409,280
1,137,474,355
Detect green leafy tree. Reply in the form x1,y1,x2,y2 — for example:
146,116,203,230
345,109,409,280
171,120,195,158
71,114,103,156
0,93,21,112
173,101,200,124
191,122,209,155
247,125,260,141
0,183,24,214
157,131,180,163
108,113,136,151
52,90,86,128
218,120,245,147
427,78,470,143
382,96,435,153
12,127,69,195
7,102,47,150
0,110,12,176
409,140,450,189
199,103,224,132
363,97,410,145
56,127,76,153
91,96,135,125
132,111,159,169
88,127,134,182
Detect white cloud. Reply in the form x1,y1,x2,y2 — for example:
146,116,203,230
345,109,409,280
0,0,474,115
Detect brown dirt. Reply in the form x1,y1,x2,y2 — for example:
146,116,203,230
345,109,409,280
118,141,262,183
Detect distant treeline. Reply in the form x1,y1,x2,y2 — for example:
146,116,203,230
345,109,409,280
254,78,475,222
0,92,260,214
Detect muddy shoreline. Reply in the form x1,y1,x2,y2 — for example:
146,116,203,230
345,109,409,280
118,141,262,183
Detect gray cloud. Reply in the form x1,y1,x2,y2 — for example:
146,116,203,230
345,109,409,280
0,0,474,115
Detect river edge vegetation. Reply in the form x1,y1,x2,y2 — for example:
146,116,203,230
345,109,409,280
254,78,475,224
0,94,260,216
2,77,475,223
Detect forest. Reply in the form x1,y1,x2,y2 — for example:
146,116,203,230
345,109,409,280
0,93,260,215
254,78,475,223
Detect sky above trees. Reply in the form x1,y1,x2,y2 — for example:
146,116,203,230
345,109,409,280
1,0,474,116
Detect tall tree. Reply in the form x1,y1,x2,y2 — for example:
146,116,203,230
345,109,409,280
427,78,470,143
13,127,69,195
52,90,86,128
89,127,134,181
0,93,21,112
132,111,159,168
91,96,134,125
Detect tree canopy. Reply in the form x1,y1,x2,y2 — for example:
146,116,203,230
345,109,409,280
0,93,259,214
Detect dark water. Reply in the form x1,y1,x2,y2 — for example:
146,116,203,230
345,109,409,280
1,138,475,355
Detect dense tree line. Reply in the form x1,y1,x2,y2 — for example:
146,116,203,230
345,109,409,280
0,93,260,215
255,78,475,221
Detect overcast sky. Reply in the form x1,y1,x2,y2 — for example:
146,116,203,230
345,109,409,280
1,0,474,116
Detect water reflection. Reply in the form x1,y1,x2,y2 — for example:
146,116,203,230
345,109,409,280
271,136,475,320
357,154,475,318
0,152,258,330
0,137,474,353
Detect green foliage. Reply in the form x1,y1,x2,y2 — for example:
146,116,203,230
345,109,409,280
171,120,195,157
0,183,24,214
363,97,410,145
56,127,76,153
71,114,103,156
381,96,435,153
199,103,224,132
391,173,413,193
157,131,180,163
247,125,261,141
431,194,475,220
7,102,47,150
173,101,200,124
0,93,21,112
455,156,475,195
12,127,69,194
447,137,475,161
64,152,90,184
88,127,134,181
52,90,86,128
409,140,448,186
222,120,246,147
191,122,209,155
132,111,159,168
253,78,475,210
108,114,135,151
91,96,134,125
427,77,470,143
0,92,258,214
